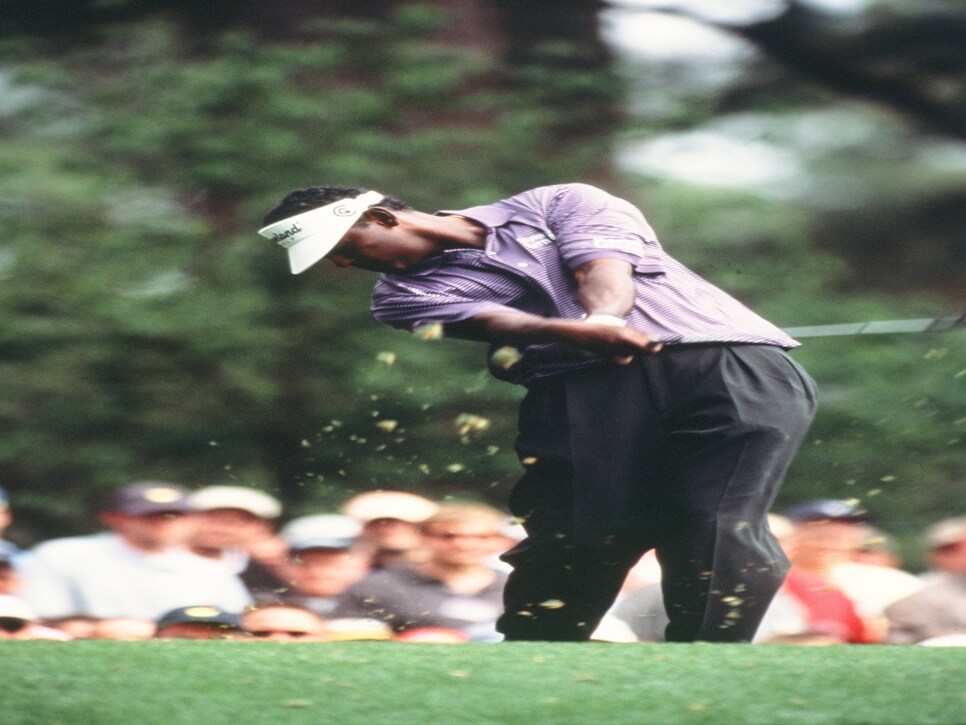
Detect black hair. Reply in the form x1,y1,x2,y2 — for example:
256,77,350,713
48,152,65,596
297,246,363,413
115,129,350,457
262,185,409,226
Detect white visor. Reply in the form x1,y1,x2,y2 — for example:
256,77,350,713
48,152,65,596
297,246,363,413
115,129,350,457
258,190,385,274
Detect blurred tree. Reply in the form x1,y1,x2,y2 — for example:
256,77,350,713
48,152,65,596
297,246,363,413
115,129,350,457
0,2,623,539
644,0,966,295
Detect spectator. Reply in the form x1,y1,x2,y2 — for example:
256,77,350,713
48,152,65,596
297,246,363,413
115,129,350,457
781,500,922,630
155,605,245,640
885,516,966,644
0,486,22,562
341,490,438,569
594,550,665,642
0,551,21,595
241,603,328,641
611,581,668,644
613,513,879,645
17,482,251,620
332,503,508,639
850,527,903,569
0,595,72,641
90,617,157,640
278,514,372,615
920,515,966,582
43,616,100,639
324,617,393,641
187,486,290,600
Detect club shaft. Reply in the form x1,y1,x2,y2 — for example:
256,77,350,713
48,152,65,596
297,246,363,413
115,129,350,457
783,315,963,338
674,311,964,344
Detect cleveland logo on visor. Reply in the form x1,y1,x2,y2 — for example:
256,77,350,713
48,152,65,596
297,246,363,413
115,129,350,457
259,190,384,274
270,223,304,248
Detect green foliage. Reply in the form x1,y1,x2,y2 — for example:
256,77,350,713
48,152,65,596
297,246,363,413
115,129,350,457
0,7,616,538
790,335,966,538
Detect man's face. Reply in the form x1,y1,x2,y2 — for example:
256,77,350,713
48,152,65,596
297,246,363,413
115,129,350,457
362,517,422,553
288,548,370,596
156,622,243,640
421,520,507,567
928,538,966,573
192,508,269,549
326,216,437,273
788,520,866,567
0,563,20,595
102,511,196,549
241,606,327,641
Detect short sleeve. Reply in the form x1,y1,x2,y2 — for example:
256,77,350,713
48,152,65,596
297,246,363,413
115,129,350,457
542,184,665,273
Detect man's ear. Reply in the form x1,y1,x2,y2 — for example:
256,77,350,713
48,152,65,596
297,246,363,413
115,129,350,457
365,207,398,228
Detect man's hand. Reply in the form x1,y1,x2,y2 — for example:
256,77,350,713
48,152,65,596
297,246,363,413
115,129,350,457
561,318,663,363
573,258,656,363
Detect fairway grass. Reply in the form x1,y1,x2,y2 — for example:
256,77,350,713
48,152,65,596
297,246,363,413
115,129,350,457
2,641,964,725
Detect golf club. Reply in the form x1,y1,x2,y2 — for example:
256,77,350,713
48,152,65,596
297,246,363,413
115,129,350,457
781,308,966,338
675,308,965,344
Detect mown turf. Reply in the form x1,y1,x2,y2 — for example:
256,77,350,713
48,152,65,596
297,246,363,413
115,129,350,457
1,641,964,725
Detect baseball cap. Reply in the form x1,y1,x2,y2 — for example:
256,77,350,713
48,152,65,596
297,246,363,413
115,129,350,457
189,486,282,519
925,516,966,549
325,617,394,641
341,490,439,524
258,190,384,274
104,482,193,516
782,499,870,523
0,595,36,622
282,514,362,551
0,486,9,509
157,605,242,630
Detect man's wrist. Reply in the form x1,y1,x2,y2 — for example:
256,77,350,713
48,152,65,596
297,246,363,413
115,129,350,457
582,312,627,327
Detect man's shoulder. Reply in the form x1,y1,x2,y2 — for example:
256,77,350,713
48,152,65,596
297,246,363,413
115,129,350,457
884,576,959,616
500,183,611,208
834,561,922,586
511,182,607,198
899,574,966,600
31,532,118,557
454,183,611,219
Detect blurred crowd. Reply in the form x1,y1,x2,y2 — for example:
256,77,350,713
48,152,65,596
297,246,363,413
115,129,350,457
1,483,965,646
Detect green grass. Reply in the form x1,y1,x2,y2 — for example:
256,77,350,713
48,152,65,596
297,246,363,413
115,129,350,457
1,641,964,725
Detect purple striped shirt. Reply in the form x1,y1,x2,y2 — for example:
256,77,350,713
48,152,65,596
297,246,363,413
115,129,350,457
371,184,798,384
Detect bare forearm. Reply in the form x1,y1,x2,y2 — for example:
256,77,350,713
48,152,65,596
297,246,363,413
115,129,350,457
446,310,579,345
575,259,636,318
448,310,661,357
444,258,659,358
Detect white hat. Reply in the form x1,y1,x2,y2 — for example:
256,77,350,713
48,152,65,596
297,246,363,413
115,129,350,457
341,490,439,524
281,514,363,551
189,486,282,519
926,516,966,549
258,190,385,274
0,595,37,622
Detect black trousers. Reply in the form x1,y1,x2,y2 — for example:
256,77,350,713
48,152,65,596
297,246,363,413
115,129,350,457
496,344,818,642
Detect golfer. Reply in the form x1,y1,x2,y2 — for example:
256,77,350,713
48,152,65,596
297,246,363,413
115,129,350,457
259,183,817,642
